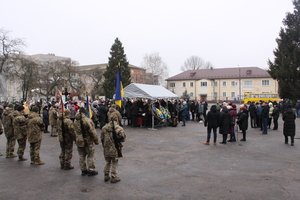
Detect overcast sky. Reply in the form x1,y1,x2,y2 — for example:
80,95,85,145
0,0,295,76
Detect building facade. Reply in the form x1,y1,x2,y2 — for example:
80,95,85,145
166,67,278,102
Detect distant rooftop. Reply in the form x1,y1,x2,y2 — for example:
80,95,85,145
166,67,271,81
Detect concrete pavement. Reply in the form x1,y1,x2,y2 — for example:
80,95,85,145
0,117,300,200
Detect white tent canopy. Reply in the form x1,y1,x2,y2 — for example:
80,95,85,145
124,83,178,99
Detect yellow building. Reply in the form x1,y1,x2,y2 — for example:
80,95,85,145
166,67,278,102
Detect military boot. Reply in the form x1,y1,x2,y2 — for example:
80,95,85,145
104,174,110,182
34,160,45,165
18,156,27,161
10,154,17,158
81,170,89,176
87,170,98,176
111,176,121,183
64,165,74,170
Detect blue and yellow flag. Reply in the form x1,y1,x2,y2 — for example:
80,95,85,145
85,95,93,119
115,71,124,108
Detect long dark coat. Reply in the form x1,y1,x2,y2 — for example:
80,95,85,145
204,105,220,128
219,108,232,135
237,110,249,131
282,109,296,137
42,108,49,127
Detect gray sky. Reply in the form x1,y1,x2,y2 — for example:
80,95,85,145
0,0,294,76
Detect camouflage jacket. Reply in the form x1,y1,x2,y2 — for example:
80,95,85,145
107,107,122,126
13,111,28,140
74,113,99,147
101,121,125,158
57,114,76,143
49,107,58,126
27,112,44,143
2,108,16,138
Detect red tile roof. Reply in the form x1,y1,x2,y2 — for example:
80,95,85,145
166,67,271,81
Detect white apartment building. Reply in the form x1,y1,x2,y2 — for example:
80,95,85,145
166,67,278,102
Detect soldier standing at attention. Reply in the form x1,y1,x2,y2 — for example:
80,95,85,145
2,104,18,158
101,115,126,183
74,107,99,176
57,109,76,170
27,106,45,165
49,104,58,137
13,105,29,161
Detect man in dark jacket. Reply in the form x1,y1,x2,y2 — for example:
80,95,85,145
204,105,220,145
219,107,232,144
237,105,249,141
282,105,296,146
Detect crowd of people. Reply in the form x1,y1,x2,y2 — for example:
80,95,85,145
0,97,297,184
0,100,126,184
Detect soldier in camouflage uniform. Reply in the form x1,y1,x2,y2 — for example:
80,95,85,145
107,104,122,126
57,109,76,170
74,107,99,176
27,106,45,165
2,104,18,158
101,114,126,183
49,104,58,137
13,105,29,161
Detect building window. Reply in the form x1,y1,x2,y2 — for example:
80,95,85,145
262,80,270,86
211,81,217,86
183,82,186,87
170,83,175,87
231,92,235,98
223,92,226,97
223,81,226,86
213,92,217,99
244,80,253,88
190,82,193,87
190,92,193,97
231,81,237,86
200,82,207,87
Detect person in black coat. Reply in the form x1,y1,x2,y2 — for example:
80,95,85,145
282,105,296,146
42,105,50,133
237,105,249,141
204,105,220,145
219,106,232,144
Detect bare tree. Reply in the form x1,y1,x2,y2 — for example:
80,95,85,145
141,53,169,85
180,56,213,71
88,68,105,99
0,28,25,74
12,57,39,100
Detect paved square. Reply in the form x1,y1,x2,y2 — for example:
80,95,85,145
0,118,299,200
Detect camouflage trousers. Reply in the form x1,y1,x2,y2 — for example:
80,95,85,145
30,140,41,162
50,125,57,136
59,142,73,168
6,137,16,156
17,137,27,157
104,157,118,178
77,144,96,171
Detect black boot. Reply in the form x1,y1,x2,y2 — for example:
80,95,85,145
81,170,89,176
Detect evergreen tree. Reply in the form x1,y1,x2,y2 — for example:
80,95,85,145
103,38,131,98
268,0,300,101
